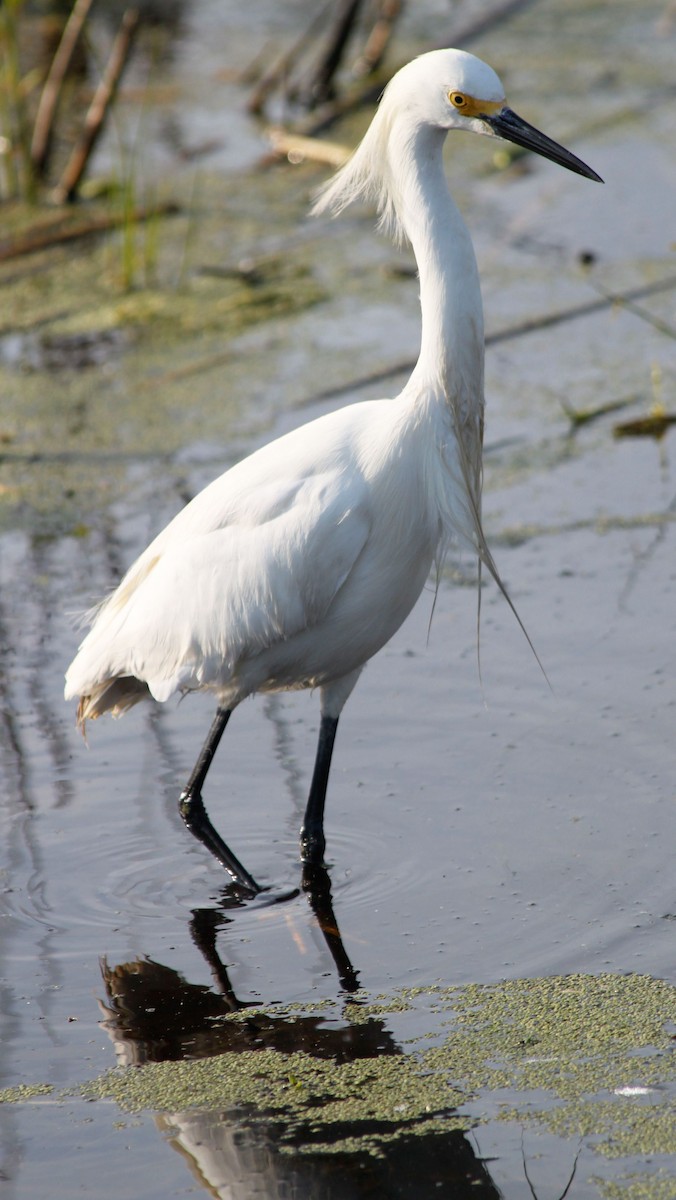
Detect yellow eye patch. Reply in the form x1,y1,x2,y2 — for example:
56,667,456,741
448,92,504,118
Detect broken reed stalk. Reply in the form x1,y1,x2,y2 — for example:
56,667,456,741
265,127,350,168
31,0,94,178
52,7,140,204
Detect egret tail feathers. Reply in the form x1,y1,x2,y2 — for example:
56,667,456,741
74,677,150,731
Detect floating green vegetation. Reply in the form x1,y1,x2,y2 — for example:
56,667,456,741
1,249,324,341
3,974,674,1167
81,1047,469,1158
0,1082,53,1103
68,972,676,1162
37,255,325,341
595,1174,676,1200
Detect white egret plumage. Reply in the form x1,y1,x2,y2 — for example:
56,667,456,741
65,49,601,894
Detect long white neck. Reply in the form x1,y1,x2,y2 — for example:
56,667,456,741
313,106,485,412
390,120,484,407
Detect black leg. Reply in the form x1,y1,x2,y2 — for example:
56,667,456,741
300,714,339,865
178,707,261,895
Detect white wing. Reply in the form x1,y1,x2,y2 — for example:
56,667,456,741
66,461,372,705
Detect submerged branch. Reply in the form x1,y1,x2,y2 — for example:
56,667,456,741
0,201,179,262
493,509,676,549
559,394,638,429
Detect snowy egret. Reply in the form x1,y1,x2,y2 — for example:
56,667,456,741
65,49,601,895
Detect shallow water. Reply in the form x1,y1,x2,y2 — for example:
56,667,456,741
1,0,675,1196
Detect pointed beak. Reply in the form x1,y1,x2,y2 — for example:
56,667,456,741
482,106,603,182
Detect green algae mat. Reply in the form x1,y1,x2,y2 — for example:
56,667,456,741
3,972,674,1193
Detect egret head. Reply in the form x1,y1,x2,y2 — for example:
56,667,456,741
388,48,602,182
313,48,601,239
384,48,506,132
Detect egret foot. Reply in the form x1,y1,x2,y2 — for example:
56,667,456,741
210,880,300,911
179,786,260,897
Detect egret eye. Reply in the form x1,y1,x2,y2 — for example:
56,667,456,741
449,91,467,108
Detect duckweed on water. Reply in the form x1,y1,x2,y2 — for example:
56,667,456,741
39,257,325,340
595,1175,676,1200
0,1083,53,1103
38,973,672,1163
82,1050,469,1157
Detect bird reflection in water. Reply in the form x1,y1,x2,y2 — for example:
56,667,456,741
98,868,501,1199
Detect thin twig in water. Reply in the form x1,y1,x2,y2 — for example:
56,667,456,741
618,489,676,610
590,280,676,341
560,393,638,428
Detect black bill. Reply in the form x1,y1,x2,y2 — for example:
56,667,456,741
483,106,603,182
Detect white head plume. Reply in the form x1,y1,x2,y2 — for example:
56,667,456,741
311,49,505,244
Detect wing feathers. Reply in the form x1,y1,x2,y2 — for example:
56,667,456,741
65,471,371,711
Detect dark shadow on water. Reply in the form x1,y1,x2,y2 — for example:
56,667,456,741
97,866,502,1200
